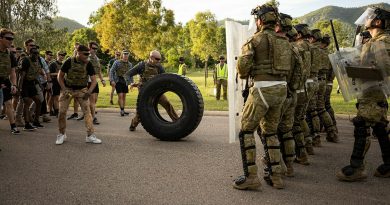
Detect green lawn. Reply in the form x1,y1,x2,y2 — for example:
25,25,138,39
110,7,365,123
96,70,360,114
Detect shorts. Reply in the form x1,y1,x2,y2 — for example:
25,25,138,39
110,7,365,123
52,79,61,96
88,82,99,94
21,80,38,98
0,79,12,103
115,81,128,93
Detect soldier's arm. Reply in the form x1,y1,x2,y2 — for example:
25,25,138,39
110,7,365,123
237,39,255,79
57,70,66,91
125,62,142,78
87,62,97,93
109,61,118,84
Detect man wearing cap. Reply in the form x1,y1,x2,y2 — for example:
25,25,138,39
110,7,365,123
125,50,179,131
47,51,66,117
56,44,102,145
177,57,187,76
214,55,228,100
108,51,121,105
233,3,291,190
0,28,19,134
110,50,133,116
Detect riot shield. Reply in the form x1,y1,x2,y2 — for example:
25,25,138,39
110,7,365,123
226,20,255,143
329,41,390,102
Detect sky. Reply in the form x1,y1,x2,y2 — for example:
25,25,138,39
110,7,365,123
57,0,385,27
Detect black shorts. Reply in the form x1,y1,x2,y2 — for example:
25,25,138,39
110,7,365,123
88,82,99,94
115,81,128,93
21,80,38,98
0,79,12,102
51,79,61,96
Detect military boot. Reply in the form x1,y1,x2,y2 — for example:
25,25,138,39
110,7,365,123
295,150,310,165
374,164,390,178
326,131,339,143
312,134,322,147
233,175,261,190
270,173,284,189
336,165,367,182
285,161,294,177
306,143,314,155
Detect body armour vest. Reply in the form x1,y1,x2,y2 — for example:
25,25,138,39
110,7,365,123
289,45,305,91
117,60,129,77
65,57,88,87
0,50,11,79
140,62,159,83
25,57,40,81
294,40,311,83
89,55,100,75
250,30,292,77
309,42,321,75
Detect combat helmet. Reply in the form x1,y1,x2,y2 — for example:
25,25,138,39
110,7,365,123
251,3,279,25
294,24,311,38
279,13,293,32
321,34,331,45
310,29,322,41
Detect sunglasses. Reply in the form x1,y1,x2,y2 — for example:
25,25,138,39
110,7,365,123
28,44,36,47
81,52,90,56
4,36,14,41
153,57,161,61
123,53,129,55
91,47,98,50
59,54,66,57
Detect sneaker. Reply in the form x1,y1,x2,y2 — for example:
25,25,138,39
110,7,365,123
123,111,129,115
11,127,20,135
2,115,8,120
336,165,367,182
76,115,84,121
93,117,100,125
32,122,44,128
0,114,5,119
67,113,78,120
86,134,102,144
23,123,36,131
56,134,67,145
374,164,390,178
233,175,261,190
41,115,51,123
120,111,125,117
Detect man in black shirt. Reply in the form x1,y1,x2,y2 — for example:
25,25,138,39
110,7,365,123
56,45,102,145
47,51,66,117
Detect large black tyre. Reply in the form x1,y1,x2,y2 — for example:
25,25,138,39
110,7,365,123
137,73,204,141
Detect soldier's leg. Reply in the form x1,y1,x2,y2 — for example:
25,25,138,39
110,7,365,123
325,83,337,132
158,94,179,121
58,91,72,134
215,80,221,100
373,122,390,177
15,96,24,126
222,79,227,100
317,80,338,143
304,81,319,153
76,93,94,136
336,116,370,181
130,112,140,131
31,95,42,126
293,92,310,165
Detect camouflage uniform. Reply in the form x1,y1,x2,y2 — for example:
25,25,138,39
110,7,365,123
337,30,390,180
325,66,337,130
233,5,292,190
58,57,94,135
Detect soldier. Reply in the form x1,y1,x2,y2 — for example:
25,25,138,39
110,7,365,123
233,3,291,190
109,50,133,116
125,50,179,131
337,7,390,181
214,55,228,100
48,51,66,117
315,33,339,145
274,13,305,177
177,56,187,76
108,51,121,105
56,44,102,145
292,24,312,165
0,28,19,134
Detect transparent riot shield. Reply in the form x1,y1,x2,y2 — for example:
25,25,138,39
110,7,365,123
226,20,255,143
329,41,390,102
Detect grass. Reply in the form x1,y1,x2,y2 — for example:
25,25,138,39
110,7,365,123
95,70,365,114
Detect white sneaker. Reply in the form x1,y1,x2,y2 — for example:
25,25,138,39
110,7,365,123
86,134,102,144
56,134,67,145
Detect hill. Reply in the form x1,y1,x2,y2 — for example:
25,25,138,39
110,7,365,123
297,2,390,26
52,16,85,33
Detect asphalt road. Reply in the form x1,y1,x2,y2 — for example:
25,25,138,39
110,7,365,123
0,112,389,205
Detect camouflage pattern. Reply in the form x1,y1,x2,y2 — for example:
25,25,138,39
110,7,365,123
89,55,101,75
58,88,94,135
325,69,337,128
241,84,287,175
140,62,160,83
65,57,88,87
278,92,297,163
0,50,11,79
303,79,319,147
116,60,130,77
25,58,41,81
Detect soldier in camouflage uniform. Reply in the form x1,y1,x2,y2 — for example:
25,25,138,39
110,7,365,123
55,45,102,145
292,24,312,165
275,13,305,177
337,7,390,181
315,33,339,145
109,50,133,116
125,50,179,131
233,4,292,190
302,29,322,155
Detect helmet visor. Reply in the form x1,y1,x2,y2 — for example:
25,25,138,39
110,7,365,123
355,8,377,26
